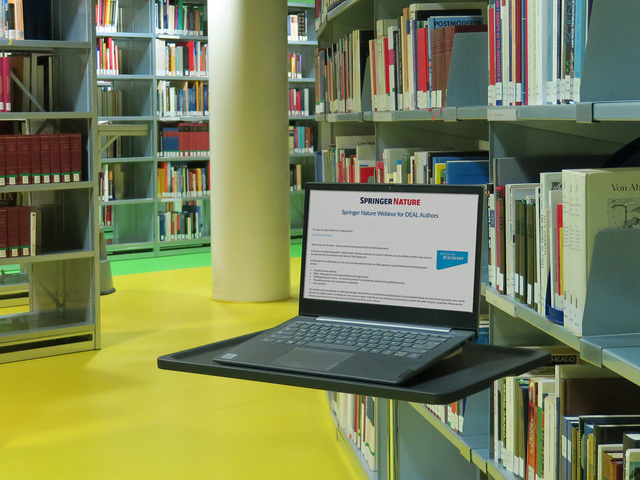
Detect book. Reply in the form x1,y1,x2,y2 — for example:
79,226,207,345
561,167,640,336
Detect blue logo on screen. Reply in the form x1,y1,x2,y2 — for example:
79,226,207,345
436,251,468,270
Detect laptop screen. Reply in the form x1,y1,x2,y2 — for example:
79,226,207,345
298,183,484,332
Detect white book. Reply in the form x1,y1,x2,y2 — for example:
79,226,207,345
382,148,420,183
388,25,398,111
562,167,640,336
543,394,558,480
489,186,497,288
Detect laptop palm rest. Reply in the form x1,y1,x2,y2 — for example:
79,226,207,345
270,348,352,372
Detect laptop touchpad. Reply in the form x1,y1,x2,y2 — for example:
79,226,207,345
270,348,351,372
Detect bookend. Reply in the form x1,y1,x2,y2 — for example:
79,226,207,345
581,228,640,336
581,0,640,102
445,32,488,108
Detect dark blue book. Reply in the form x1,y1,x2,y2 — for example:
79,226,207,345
445,159,489,185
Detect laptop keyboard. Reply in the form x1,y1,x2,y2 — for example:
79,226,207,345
260,321,453,359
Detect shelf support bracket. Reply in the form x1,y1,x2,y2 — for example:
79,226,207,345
11,72,46,113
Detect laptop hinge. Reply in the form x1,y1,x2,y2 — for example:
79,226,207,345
316,316,452,333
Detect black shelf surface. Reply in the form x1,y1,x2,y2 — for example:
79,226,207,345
158,331,550,404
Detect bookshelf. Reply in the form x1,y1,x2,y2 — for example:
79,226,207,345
287,1,317,239
0,0,100,363
95,0,210,258
314,0,640,479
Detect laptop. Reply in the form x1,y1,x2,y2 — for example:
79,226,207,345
214,182,484,385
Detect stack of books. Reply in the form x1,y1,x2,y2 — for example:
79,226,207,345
158,123,210,157
97,37,121,75
288,53,304,79
158,200,207,241
0,205,36,258
157,161,209,198
155,39,208,77
95,0,122,33
488,0,590,106
289,87,311,117
287,11,308,41
288,126,314,154
0,133,83,186
486,161,640,337
154,0,206,36
156,80,208,117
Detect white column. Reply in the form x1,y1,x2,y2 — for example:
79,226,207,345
208,0,291,302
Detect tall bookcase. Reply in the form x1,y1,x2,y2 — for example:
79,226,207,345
0,0,100,363
288,1,318,239
95,0,210,258
315,1,640,479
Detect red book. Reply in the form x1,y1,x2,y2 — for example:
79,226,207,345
430,29,438,100
17,136,31,184
3,56,10,112
18,206,31,256
557,204,563,297
7,207,20,258
514,0,523,105
5,135,17,185
0,58,4,112
360,166,375,184
30,135,42,184
50,134,61,183
0,208,7,258
59,134,72,182
0,137,5,186
383,36,390,96
40,135,51,183
70,133,82,181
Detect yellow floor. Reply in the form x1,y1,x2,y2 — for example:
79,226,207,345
0,258,360,480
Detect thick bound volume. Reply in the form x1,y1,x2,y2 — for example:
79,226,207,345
561,167,640,336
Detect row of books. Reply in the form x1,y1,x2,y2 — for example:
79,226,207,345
158,200,208,241
315,3,489,114
289,87,311,117
289,164,302,192
329,392,377,472
314,135,489,185
487,158,640,337
11,53,53,113
97,86,123,117
0,56,10,112
288,53,304,79
154,0,206,36
99,164,129,202
157,161,209,198
488,0,589,106
314,29,372,114
156,80,208,117
0,134,83,186
0,206,35,258
96,37,121,75
288,125,313,154
100,204,113,227
95,0,122,34
0,0,24,40
494,356,640,480
158,123,209,157
369,18,486,112
287,11,309,42
155,39,208,78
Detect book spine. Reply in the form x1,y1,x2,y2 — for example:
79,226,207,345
50,134,61,183
30,135,42,184
70,134,82,182
17,135,30,184
59,134,72,182
0,137,5,186
0,208,6,258
7,206,20,257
